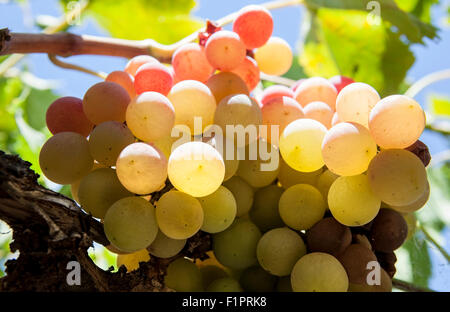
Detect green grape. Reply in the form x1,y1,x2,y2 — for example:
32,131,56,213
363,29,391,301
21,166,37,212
239,265,277,292
279,119,327,172
278,184,326,231
168,142,225,197
204,136,239,182
276,276,292,292
199,265,229,289
104,197,159,253
39,132,94,185
291,252,349,292
257,227,306,276
213,219,261,269
78,168,133,219
328,174,381,226
207,277,243,292
147,230,186,258
277,157,323,188
164,258,203,292
249,185,284,232
367,149,427,206
223,176,254,217
316,169,339,200
402,213,417,241
116,142,168,195
198,186,237,234
387,181,429,213
88,121,135,167
156,190,204,240
116,249,150,272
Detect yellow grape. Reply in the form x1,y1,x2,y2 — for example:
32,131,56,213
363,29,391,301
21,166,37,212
328,174,381,226
316,169,339,200
322,122,377,176
168,142,225,197
303,101,334,129
277,157,323,188
387,181,430,213
164,258,203,292
336,82,380,128
204,136,239,182
223,176,254,217
278,184,326,230
116,142,168,195
279,118,327,172
155,190,204,239
147,230,186,258
255,37,292,76
403,213,417,241
294,77,338,109
367,149,427,206
206,72,249,104
116,249,150,272
291,252,349,292
39,132,93,185
369,95,426,149
104,197,159,253
70,162,105,203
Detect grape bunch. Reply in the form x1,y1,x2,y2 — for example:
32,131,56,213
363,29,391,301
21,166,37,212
39,4,429,292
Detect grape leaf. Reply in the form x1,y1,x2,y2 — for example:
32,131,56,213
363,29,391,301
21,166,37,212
403,237,432,288
395,0,439,24
429,96,450,116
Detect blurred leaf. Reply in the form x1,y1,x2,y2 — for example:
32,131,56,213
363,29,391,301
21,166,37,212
25,89,58,130
429,96,450,116
395,0,439,23
403,236,432,287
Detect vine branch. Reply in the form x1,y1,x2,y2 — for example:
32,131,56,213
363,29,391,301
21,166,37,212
392,279,435,292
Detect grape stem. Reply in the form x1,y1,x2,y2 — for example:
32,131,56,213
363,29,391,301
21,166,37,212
418,223,450,263
392,279,435,292
405,69,450,98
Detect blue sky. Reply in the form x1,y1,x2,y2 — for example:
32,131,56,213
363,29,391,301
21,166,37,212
1,0,450,290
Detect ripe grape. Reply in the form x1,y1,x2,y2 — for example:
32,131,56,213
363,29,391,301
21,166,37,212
239,265,277,292
249,185,284,232
328,174,381,226
338,244,378,284
331,112,341,126
303,101,334,129
403,212,417,241
329,75,355,93
206,72,249,104
168,142,225,197
294,77,338,109
198,186,237,234
82,81,130,124
232,5,273,49
200,265,228,289
335,82,380,128
152,134,183,159
156,190,203,240
387,181,430,213
105,70,136,99
316,169,339,200
204,136,239,182
164,258,203,292
213,219,262,269
261,96,304,144
39,132,93,184
46,97,93,137
279,118,327,172
223,176,254,217
259,85,295,107
116,249,150,272
205,30,246,71
278,184,326,230
78,168,133,219
147,230,186,258
277,157,323,188
291,79,306,92
207,277,242,292
321,122,377,176
168,80,216,135
134,62,173,95
172,43,214,83
369,95,426,149
88,121,135,167
230,56,260,91
115,142,168,195
124,55,158,77
104,196,159,253
291,252,349,292
306,217,352,256
369,209,407,252
348,268,392,292
255,37,292,76
367,149,427,206
257,227,307,276
405,140,431,167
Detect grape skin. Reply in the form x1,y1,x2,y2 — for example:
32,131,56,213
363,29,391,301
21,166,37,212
232,5,273,49
249,185,285,232
164,258,204,292
255,37,293,76
207,277,243,292
172,43,214,83
206,72,249,104
134,62,173,95
294,77,338,110
205,30,246,71
277,157,323,189
106,70,136,99
124,55,158,77
147,230,186,258
230,56,260,91
223,176,254,217
259,85,295,107
303,101,334,129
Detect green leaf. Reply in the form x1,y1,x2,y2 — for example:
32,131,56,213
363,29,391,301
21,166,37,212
429,95,450,116
25,88,58,131
403,236,432,287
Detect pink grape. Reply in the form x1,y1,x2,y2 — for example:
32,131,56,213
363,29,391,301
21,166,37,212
232,5,273,49
329,75,355,93
134,62,174,95
291,79,306,92
294,77,338,110
125,55,159,77
106,71,136,99
259,85,294,107
231,56,260,91
205,30,246,71
172,43,214,83
303,101,334,129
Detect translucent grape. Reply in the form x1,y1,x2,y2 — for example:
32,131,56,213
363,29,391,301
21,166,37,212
82,82,130,125
223,176,254,217
147,230,186,258
168,80,216,135
207,277,242,292
249,185,284,232
232,5,273,49
172,43,214,83
156,190,203,239
46,97,93,137
39,132,93,184
106,70,136,99
213,219,262,269
316,169,339,199
277,157,323,188
332,112,342,126
369,95,426,149
116,142,168,195
152,134,181,159
124,55,158,77
367,149,427,206
291,252,349,292
198,186,237,233
204,136,239,181
126,91,175,143
259,85,295,107
104,197,159,253
116,249,150,272
279,118,327,172
329,75,355,93
70,162,105,203
278,184,326,230
134,62,173,95
257,227,306,276
322,122,377,176
164,258,203,292
255,37,292,75
294,77,338,109
328,174,381,226
230,56,260,91
303,101,334,129
88,121,135,167
206,72,249,104
205,30,246,71
168,142,225,197
387,181,430,213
